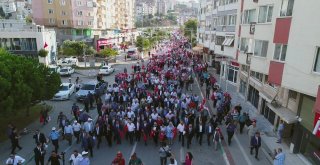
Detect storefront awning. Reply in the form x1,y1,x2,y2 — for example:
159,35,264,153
192,45,203,52
267,103,298,124
259,91,273,103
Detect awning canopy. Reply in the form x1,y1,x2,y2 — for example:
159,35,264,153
222,37,235,46
259,91,274,103
267,103,298,124
192,45,203,52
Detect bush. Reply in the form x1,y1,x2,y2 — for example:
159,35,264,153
38,49,48,57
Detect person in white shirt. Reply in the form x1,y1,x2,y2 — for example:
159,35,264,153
6,153,25,165
127,120,136,145
69,150,82,165
151,111,159,120
104,93,111,104
83,118,94,134
127,109,135,119
177,121,185,147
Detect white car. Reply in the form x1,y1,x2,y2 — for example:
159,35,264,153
53,83,75,100
99,65,115,75
57,56,79,66
59,67,75,76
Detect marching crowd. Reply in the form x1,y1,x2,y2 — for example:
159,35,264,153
5,32,285,165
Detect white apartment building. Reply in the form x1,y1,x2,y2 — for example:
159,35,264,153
156,0,167,15
197,0,239,84
136,2,156,20
235,0,320,163
0,20,57,65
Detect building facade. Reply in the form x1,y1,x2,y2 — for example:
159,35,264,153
156,0,167,15
0,20,57,65
235,0,320,163
197,0,239,84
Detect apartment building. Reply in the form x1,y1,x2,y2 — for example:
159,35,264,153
136,2,156,20
236,0,320,163
197,0,239,83
156,0,167,15
0,20,57,65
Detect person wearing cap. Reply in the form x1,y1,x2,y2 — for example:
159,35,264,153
69,150,82,165
34,143,45,165
83,118,94,135
49,127,60,153
112,151,125,165
78,151,90,165
72,120,81,144
128,153,143,165
6,153,25,165
250,132,262,160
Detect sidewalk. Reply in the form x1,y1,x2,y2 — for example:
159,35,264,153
203,67,311,165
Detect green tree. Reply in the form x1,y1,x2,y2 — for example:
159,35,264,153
0,49,61,116
85,46,97,55
25,16,32,24
38,49,48,57
184,19,198,46
61,40,87,56
99,48,118,57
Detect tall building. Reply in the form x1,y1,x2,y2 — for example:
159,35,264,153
235,0,320,163
156,0,167,15
32,0,136,44
0,0,32,19
136,1,156,20
197,0,239,84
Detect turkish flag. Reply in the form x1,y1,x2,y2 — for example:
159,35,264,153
313,113,320,138
44,42,48,48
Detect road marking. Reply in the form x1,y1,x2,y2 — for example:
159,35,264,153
129,142,138,159
234,135,253,165
219,141,231,165
180,147,185,163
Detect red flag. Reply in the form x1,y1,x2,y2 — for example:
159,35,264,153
44,42,48,48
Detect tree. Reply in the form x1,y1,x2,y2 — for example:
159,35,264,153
61,40,87,56
99,48,118,57
25,16,32,24
85,46,97,55
184,19,198,46
38,49,48,57
0,49,61,116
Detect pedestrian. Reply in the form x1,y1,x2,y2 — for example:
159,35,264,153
159,142,171,165
177,121,185,147
112,151,125,165
96,97,103,116
206,84,211,99
6,153,25,165
10,128,22,154
104,124,113,147
34,143,45,165
84,97,90,113
87,92,94,109
196,120,204,146
78,151,90,165
276,120,284,143
128,152,143,165
184,152,193,165
64,121,73,146
72,120,81,144
273,148,285,165
206,123,213,146
93,123,103,149
250,132,262,160
69,150,82,165
47,151,61,165
83,118,94,135
186,124,194,149
49,127,60,153
213,127,223,150
166,122,175,145
247,121,258,142
238,112,248,134
33,129,47,146
226,121,237,145
81,133,94,157
72,103,80,121
57,112,67,138
127,120,136,145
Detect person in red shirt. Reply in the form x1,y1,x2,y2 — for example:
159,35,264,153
112,151,125,165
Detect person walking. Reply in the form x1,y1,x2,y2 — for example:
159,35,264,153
184,152,193,165
69,150,82,165
276,121,284,143
247,121,258,142
10,128,22,154
206,123,213,146
159,143,170,165
64,121,73,146
72,103,80,122
81,133,94,157
6,153,25,165
78,151,90,165
273,148,285,165
47,151,61,165
128,153,143,165
83,118,94,135
226,121,237,145
127,120,136,145
49,127,60,153
250,132,262,160
213,127,223,150
93,123,103,149
34,143,45,165
186,124,194,149
72,121,81,144
238,112,248,134
177,121,185,147
33,130,47,146
112,151,125,165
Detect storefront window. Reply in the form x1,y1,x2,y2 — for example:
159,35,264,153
239,79,247,96
248,85,259,108
227,65,238,83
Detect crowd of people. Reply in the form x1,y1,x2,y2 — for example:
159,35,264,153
5,32,285,165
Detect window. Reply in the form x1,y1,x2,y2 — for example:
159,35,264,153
219,16,227,26
48,9,54,14
273,44,287,61
222,36,235,47
87,1,93,7
314,47,320,73
76,0,82,6
216,36,225,45
228,15,236,25
62,20,67,25
241,65,249,73
227,65,239,83
250,71,263,82
254,40,268,57
88,20,93,26
48,0,53,4
213,17,218,28
242,9,256,24
258,5,273,23
87,12,92,17
280,0,294,17
49,18,55,24
289,90,298,99
61,11,66,16
211,34,215,42
77,11,83,16
240,38,249,51
77,20,83,26
60,0,65,6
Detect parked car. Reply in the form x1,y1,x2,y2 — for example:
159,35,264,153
57,56,79,66
52,83,75,100
59,67,75,76
98,65,115,75
48,65,61,73
75,81,107,101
